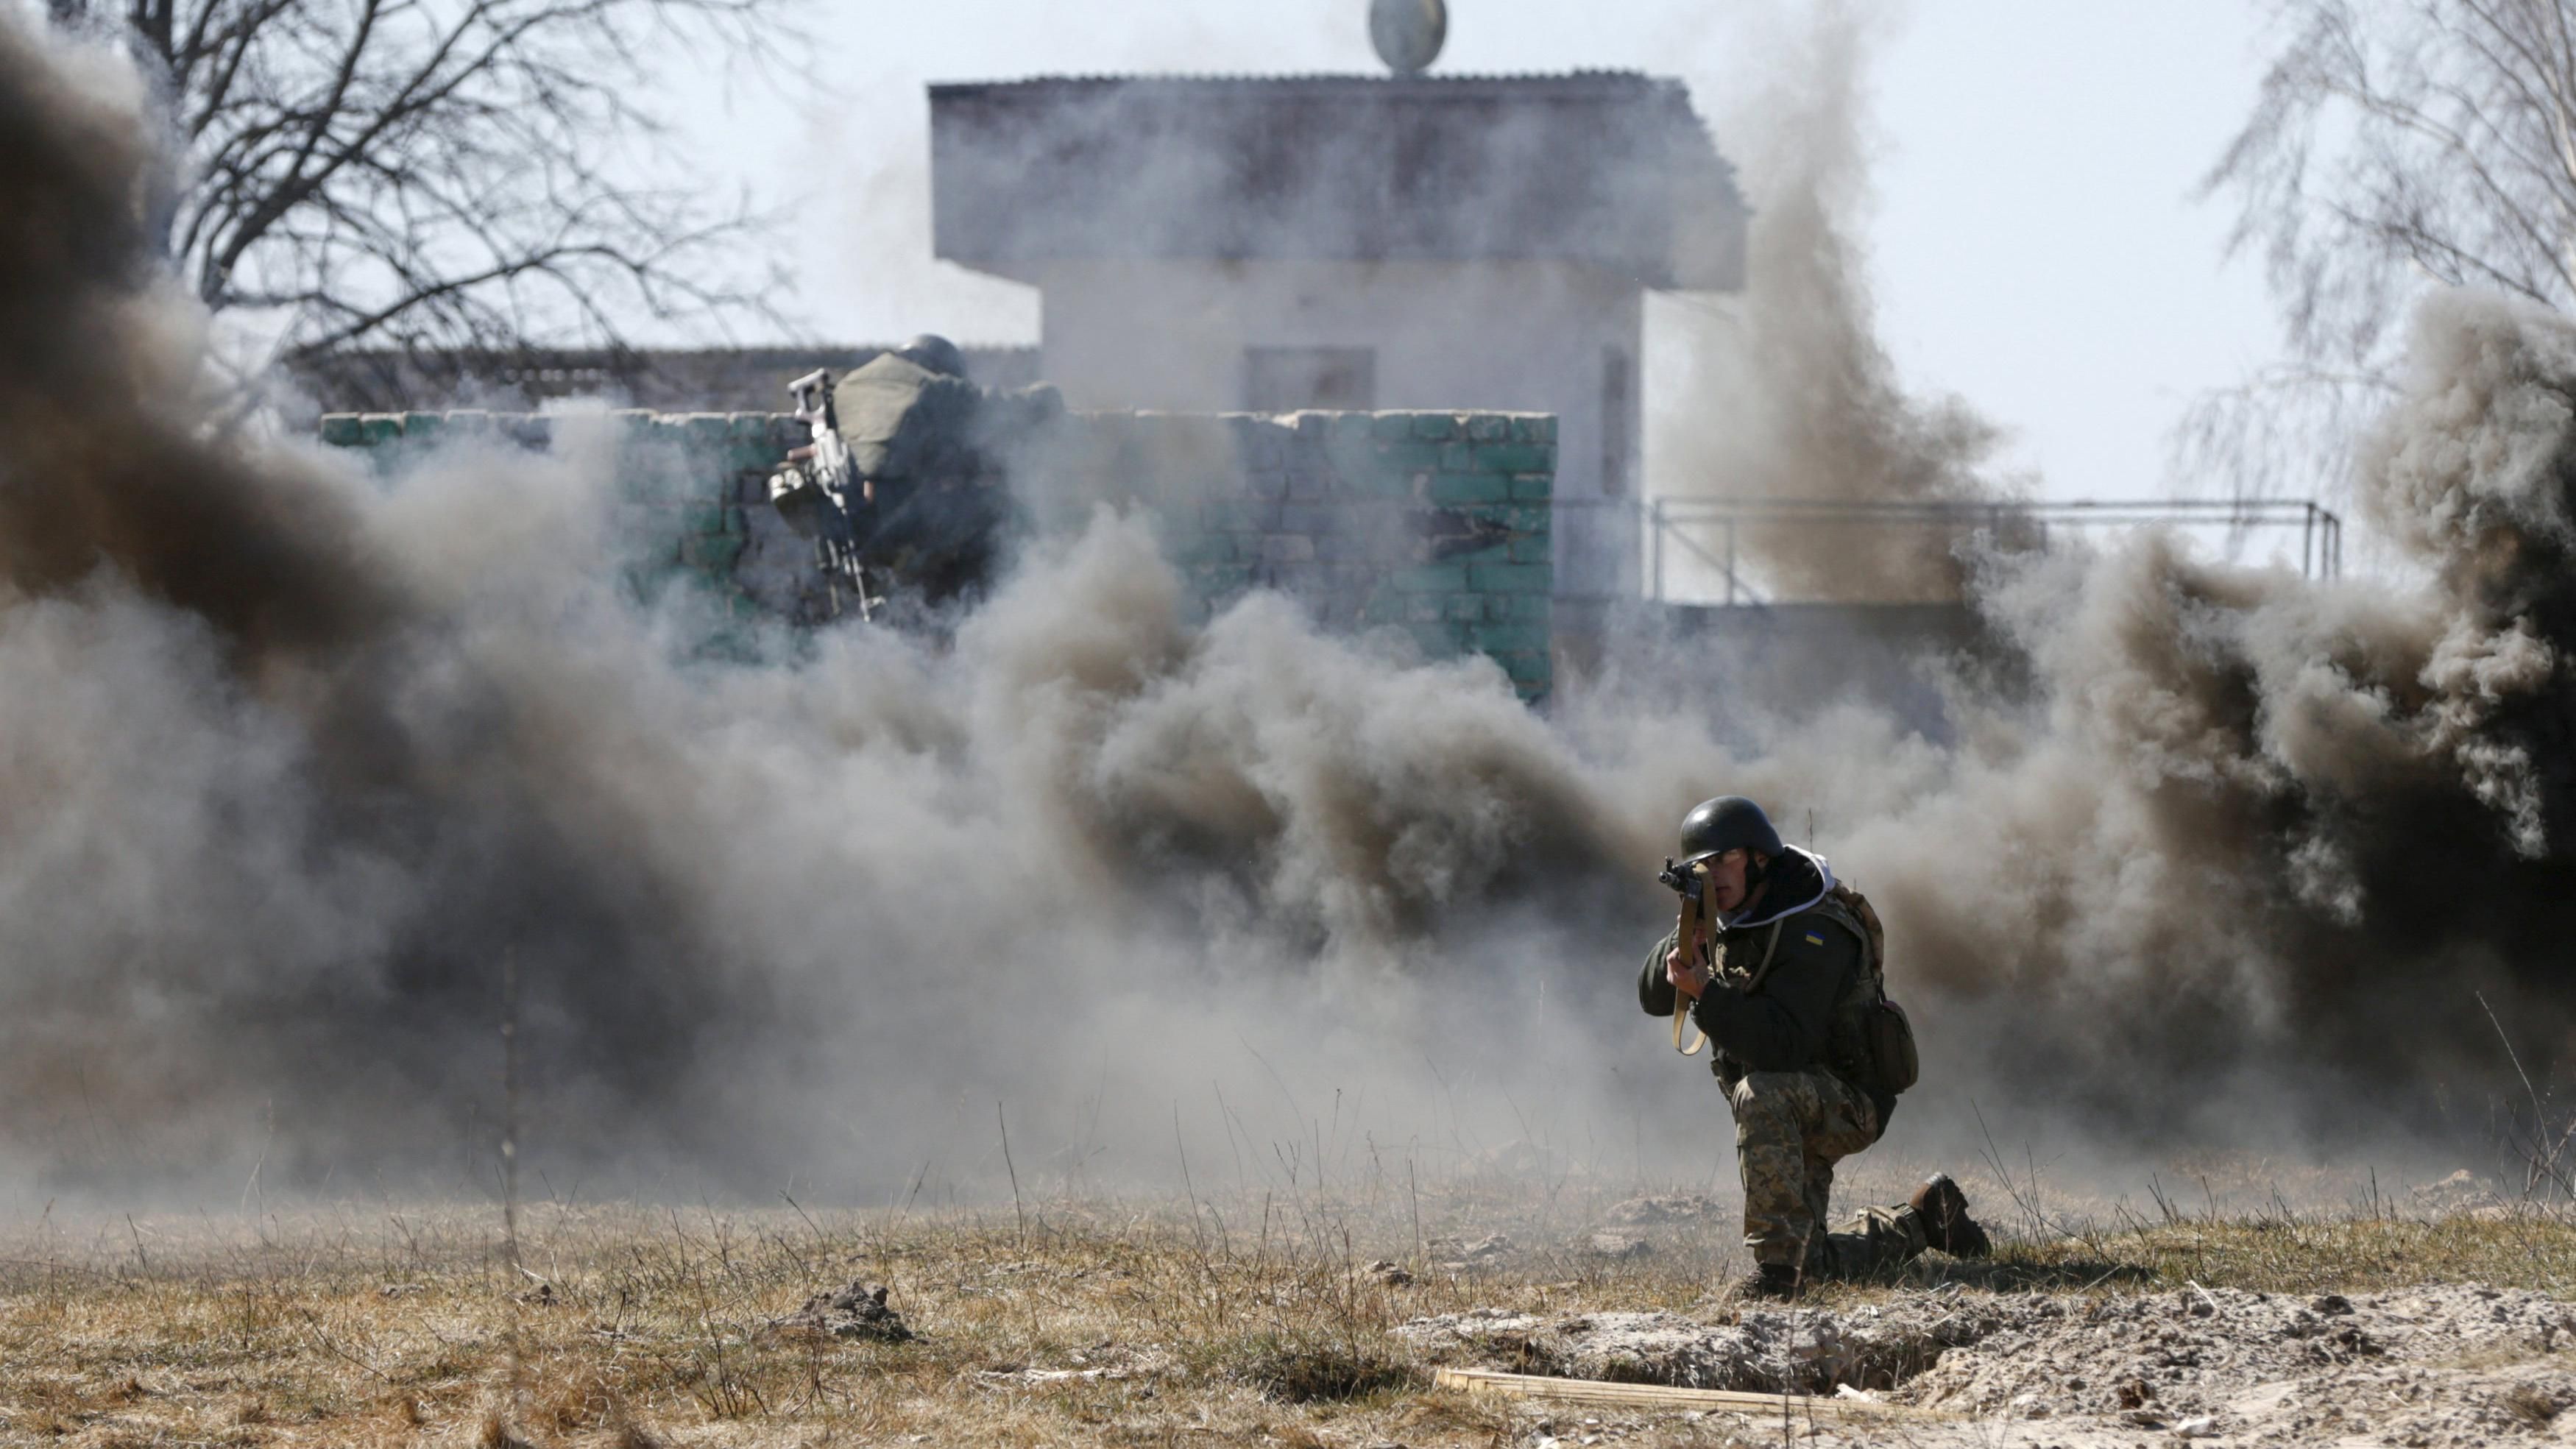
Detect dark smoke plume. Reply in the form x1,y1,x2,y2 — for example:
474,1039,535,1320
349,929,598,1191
4,10,2575,1206
0,9,1674,1197
0,14,788,1183
1627,1,2576,1147
0,24,389,657
1788,288,2574,1149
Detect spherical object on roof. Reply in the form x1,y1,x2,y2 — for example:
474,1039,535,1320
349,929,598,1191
1370,0,1447,75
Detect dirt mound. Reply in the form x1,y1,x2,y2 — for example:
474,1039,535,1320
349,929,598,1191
1401,1283,2576,1446
1600,1194,1722,1227
766,1279,914,1342
1423,1233,1518,1272
1905,1283,2573,1443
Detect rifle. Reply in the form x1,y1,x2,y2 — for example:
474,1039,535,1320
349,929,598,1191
768,369,881,621
1658,857,1713,1056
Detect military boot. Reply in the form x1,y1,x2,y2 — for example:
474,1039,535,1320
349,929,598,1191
1908,1173,1992,1258
1727,1263,1802,1301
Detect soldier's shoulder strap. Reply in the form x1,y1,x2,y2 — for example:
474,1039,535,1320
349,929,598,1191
1811,884,1886,985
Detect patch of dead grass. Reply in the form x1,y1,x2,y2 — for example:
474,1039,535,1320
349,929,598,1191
1984,1206,2576,1296
1231,1333,1421,1401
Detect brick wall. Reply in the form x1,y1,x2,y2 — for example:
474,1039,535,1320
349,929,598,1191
322,408,801,623
319,405,1557,698
1023,408,1555,695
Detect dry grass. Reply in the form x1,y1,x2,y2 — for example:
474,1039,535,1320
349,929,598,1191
1,1182,2569,1447
1975,1202,2576,1296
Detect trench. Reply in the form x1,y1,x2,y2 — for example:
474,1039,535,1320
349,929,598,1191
1465,1308,2004,1397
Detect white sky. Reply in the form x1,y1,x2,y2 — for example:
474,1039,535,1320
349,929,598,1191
670,0,2286,503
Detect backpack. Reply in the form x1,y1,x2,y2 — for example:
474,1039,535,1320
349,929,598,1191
1811,882,1919,1097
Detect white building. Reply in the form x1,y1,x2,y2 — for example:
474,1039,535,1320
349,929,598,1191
927,71,1746,597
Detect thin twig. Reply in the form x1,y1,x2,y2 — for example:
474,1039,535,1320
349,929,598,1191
998,1102,1025,1247
500,948,526,1427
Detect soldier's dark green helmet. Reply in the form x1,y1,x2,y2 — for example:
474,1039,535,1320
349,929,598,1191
893,333,967,380
1677,796,1782,866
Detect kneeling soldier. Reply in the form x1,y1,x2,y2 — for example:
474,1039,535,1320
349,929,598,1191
1638,796,1990,1300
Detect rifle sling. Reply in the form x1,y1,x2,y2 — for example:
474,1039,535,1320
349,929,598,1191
1671,890,1707,1055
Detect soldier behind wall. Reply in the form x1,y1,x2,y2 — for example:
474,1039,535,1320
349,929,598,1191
772,334,1065,618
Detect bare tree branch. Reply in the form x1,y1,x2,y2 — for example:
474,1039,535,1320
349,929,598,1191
2199,0,2576,500
47,0,802,405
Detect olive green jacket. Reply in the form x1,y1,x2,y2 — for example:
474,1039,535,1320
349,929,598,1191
1636,849,1867,1084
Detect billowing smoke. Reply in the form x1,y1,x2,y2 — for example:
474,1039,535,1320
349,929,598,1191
1657,1,2011,603
1850,297,2576,1140
0,27,390,656
1633,2,2573,1149
0,12,1685,1199
4,8,2575,1208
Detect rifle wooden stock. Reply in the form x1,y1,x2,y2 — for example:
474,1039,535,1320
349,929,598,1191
1671,870,1710,1056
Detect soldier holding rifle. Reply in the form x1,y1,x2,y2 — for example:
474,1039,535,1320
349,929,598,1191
1639,796,1992,1300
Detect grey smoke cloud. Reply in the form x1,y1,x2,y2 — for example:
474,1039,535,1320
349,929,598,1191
1655,1,2011,603
0,4,1661,1182
4,6,2575,1211
1797,288,2575,1149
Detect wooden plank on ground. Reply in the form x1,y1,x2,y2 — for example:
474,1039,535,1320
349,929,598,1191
1430,1367,1933,1419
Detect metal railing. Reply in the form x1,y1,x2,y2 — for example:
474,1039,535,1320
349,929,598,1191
1632,496,2346,606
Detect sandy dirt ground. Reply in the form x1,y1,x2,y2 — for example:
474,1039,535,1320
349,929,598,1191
1403,1281,2576,1448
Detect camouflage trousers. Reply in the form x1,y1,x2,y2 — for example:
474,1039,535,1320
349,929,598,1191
1726,1068,1929,1278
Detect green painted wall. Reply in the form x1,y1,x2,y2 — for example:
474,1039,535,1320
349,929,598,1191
1023,409,1555,696
320,405,1556,698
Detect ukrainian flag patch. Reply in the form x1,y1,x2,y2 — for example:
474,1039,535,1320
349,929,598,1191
1804,932,1825,946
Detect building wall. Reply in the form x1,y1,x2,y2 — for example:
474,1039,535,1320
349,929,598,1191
1029,258,1641,598
317,405,1559,699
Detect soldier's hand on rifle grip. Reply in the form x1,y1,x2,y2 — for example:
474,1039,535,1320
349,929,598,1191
1664,933,1710,999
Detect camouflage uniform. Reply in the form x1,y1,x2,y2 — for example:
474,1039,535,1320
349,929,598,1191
1727,1069,1926,1277
828,352,1063,606
1641,849,1933,1279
